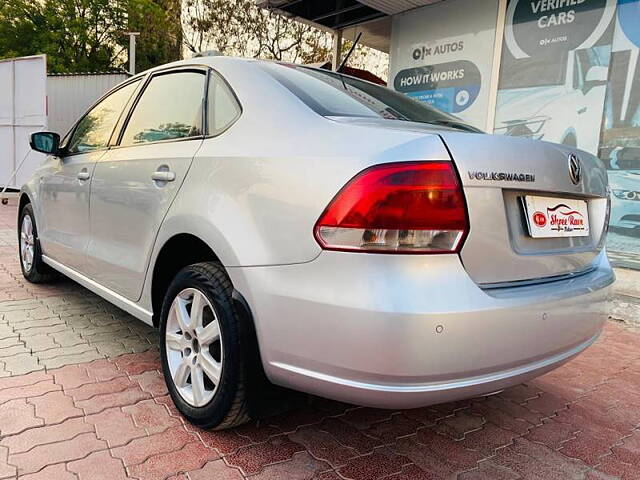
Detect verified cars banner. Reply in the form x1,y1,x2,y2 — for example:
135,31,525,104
505,0,614,57
494,0,617,155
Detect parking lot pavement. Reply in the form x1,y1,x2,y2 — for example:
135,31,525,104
2,199,640,480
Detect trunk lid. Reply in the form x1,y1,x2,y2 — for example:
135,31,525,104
438,131,609,285
329,117,609,285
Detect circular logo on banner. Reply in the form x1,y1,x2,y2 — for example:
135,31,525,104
455,90,470,107
618,0,640,48
505,0,616,59
533,211,547,227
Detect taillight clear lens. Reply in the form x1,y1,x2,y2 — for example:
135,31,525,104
314,161,468,253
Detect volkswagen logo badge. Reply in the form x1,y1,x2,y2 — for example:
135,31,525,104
568,153,581,185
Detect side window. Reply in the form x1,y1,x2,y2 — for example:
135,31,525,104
67,80,140,154
207,72,241,136
120,71,205,146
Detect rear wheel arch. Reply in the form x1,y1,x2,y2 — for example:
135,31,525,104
160,262,250,429
151,234,289,425
150,233,221,327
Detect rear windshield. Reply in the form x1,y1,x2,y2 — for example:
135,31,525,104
260,63,480,132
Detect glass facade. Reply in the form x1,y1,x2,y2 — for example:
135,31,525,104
389,0,640,267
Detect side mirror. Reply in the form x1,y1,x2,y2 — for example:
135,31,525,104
30,132,61,155
583,66,608,93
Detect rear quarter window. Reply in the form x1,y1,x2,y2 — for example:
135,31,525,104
207,72,241,136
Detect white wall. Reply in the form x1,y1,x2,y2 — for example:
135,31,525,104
0,60,128,190
47,73,129,137
0,55,47,189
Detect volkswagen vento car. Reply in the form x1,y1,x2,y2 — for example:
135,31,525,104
19,56,614,430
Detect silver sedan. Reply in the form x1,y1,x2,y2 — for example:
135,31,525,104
20,56,613,429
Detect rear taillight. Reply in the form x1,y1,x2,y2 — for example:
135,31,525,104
314,161,468,254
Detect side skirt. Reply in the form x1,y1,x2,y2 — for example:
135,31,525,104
42,255,154,326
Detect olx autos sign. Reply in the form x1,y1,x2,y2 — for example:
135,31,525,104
388,0,500,129
505,0,616,58
394,60,482,113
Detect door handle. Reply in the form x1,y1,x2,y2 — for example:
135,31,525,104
77,170,91,181
577,106,587,115
151,170,176,182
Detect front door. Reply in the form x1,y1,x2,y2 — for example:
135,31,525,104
38,151,101,271
38,79,141,272
86,69,207,300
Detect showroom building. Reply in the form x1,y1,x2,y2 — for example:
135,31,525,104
258,0,640,266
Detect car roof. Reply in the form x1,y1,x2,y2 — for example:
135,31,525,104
130,55,250,78
134,56,382,90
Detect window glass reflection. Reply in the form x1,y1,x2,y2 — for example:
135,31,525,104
121,72,205,146
207,74,241,136
67,80,140,154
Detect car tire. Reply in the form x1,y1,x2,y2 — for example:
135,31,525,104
18,203,57,283
159,262,250,430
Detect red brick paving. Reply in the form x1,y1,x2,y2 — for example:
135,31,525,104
2,199,640,478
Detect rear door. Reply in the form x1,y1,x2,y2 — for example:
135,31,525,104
439,131,609,285
86,68,207,300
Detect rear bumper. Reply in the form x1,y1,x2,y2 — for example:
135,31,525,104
229,250,614,408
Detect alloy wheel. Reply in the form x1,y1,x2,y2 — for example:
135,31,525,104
165,288,223,407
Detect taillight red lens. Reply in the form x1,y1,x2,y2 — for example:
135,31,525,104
314,161,468,253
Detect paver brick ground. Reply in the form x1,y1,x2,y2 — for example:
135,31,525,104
2,198,640,479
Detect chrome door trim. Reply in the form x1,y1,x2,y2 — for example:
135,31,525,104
42,255,153,325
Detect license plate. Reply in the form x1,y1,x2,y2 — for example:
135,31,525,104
523,195,590,238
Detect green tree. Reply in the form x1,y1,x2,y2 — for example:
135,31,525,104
183,0,330,62
128,0,182,71
0,0,182,73
182,0,388,79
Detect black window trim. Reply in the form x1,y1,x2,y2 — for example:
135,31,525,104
60,75,144,158
112,65,210,150
106,73,150,148
59,63,243,156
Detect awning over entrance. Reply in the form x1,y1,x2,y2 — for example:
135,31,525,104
255,0,447,52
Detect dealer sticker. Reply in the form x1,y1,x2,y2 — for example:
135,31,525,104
523,195,590,238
